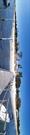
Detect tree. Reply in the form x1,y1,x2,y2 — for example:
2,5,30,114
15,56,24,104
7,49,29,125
15,11,22,135
15,74,21,88
16,97,21,110
18,64,22,69
15,42,18,53
19,51,22,58
17,116,20,135
19,72,23,77
15,12,19,53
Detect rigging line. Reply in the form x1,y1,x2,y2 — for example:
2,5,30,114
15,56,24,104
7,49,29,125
0,130,6,135
0,38,13,41
4,82,13,92
0,77,13,104
1,89,9,104
0,90,8,107
0,74,14,134
0,133,3,135
3,77,14,134
0,99,7,103
0,18,15,21
0,74,14,113
0,71,14,103
0,37,15,40
0,86,9,134
3,96,10,133
0,90,10,135
0,79,12,108
0,6,10,10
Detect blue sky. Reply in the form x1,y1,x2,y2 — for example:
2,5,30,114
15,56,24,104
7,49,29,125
0,1,30,135
16,0,30,135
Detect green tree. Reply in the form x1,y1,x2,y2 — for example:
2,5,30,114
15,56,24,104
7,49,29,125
15,74,21,88
16,96,21,110
15,11,22,135
17,116,20,135
17,51,22,58
19,72,23,77
18,64,22,69
15,12,19,53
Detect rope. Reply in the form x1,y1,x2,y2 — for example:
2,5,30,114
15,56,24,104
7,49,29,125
0,19,15,21
3,93,10,134
0,75,14,134
0,89,10,135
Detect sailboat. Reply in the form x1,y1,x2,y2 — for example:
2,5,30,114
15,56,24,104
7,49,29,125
0,0,18,135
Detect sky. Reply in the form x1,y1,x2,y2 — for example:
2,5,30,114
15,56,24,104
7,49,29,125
16,0,30,135
0,1,30,135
